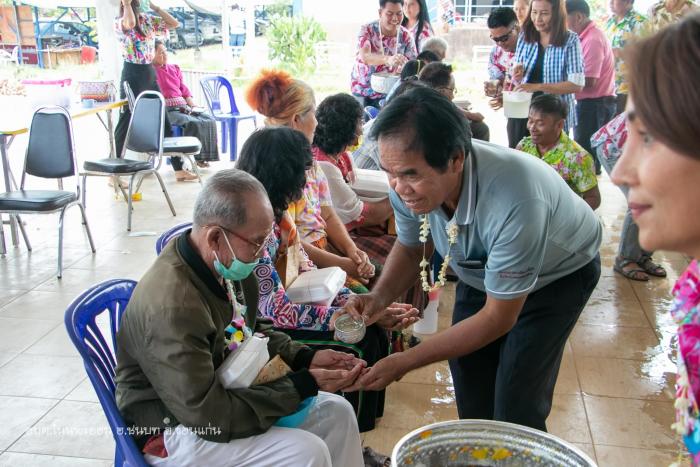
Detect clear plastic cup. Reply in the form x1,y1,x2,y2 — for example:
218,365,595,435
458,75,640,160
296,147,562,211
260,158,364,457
334,314,366,344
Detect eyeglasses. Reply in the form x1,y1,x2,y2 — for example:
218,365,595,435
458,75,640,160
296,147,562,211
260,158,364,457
213,225,272,259
491,26,516,43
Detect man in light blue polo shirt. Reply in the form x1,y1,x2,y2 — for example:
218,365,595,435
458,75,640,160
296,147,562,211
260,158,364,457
347,87,601,432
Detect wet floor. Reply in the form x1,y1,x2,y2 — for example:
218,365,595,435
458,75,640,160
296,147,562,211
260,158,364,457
0,113,691,466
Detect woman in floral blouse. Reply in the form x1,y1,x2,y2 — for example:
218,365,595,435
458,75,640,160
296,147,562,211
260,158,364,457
237,126,418,433
114,1,193,176
610,14,700,465
246,69,376,294
402,0,434,51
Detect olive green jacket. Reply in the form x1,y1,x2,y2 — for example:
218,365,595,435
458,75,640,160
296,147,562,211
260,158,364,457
115,232,318,444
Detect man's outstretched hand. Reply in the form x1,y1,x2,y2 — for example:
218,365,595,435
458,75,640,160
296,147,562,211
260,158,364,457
310,349,366,371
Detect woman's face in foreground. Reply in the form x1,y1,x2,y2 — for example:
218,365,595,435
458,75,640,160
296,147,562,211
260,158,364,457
611,97,700,257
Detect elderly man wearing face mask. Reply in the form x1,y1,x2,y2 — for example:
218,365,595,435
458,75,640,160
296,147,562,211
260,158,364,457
115,169,366,467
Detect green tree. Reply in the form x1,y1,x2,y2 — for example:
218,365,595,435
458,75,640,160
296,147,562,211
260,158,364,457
266,15,327,77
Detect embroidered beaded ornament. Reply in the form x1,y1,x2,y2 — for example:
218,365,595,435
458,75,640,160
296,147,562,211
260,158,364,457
418,215,459,292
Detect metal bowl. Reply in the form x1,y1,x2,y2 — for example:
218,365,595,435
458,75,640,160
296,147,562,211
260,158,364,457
392,420,597,467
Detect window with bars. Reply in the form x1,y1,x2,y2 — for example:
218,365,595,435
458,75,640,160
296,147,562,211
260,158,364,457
454,0,515,22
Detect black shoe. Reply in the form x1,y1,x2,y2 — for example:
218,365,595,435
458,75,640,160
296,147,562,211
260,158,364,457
363,447,391,467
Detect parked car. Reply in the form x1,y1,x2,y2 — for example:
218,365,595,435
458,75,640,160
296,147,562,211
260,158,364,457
166,9,221,48
38,21,97,48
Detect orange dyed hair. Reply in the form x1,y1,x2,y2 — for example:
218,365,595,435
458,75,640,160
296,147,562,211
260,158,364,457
245,69,315,126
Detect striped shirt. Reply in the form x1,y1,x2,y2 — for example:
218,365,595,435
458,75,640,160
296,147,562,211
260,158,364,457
514,31,585,127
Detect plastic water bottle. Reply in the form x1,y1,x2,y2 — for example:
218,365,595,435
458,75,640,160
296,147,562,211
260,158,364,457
413,289,440,334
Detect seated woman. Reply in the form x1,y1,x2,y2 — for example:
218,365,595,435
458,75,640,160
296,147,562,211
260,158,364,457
418,61,491,142
152,41,219,171
245,69,375,294
313,93,393,230
315,92,427,317
237,126,418,433
352,79,427,171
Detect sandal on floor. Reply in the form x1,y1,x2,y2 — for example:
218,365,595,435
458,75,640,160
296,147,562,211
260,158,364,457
363,447,391,467
196,161,210,168
638,257,667,278
613,258,649,282
175,170,199,182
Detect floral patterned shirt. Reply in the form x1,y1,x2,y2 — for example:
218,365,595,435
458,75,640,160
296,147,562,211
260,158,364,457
407,21,434,51
648,0,699,32
351,21,418,99
254,215,352,331
590,112,627,163
487,45,515,90
670,260,700,464
604,10,647,94
516,131,598,196
115,14,167,64
287,160,333,244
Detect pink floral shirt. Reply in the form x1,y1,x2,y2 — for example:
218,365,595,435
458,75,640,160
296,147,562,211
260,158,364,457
671,260,700,464
114,14,167,64
407,21,434,51
351,21,418,99
488,45,515,90
287,160,333,244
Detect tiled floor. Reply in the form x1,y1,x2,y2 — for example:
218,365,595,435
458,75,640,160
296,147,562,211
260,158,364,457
0,113,691,466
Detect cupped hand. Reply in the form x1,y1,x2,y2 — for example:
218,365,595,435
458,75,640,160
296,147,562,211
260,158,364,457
310,349,366,371
489,96,503,110
375,303,420,330
309,362,365,393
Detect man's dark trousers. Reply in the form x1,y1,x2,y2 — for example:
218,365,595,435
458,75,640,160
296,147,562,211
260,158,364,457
575,96,617,171
448,255,600,431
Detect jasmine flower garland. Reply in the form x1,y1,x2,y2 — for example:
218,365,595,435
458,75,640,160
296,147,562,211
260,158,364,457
418,215,459,292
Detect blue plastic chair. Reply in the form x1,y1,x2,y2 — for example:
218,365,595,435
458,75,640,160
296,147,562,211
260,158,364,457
64,279,148,467
155,221,193,255
200,76,257,161
363,106,379,121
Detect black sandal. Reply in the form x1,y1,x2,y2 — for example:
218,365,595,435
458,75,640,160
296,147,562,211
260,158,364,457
638,257,667,278
363,446,391,467
613,258,649,282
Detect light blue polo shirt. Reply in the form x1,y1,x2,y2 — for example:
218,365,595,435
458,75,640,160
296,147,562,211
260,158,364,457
391,140,602,300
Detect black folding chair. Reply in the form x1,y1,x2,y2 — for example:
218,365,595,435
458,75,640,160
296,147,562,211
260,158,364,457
82,90,176,231
0,106,96,278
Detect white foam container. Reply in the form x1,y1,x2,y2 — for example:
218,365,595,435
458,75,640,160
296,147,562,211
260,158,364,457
216,335,269,389
503,91,533,119
351,168,390,198
286,267,347,306
22,78,72,110
370,72,400,94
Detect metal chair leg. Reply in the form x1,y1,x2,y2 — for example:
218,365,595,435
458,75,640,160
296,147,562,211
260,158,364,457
0,213,6,255
126,174,137,231
77,203,96,253
14,214,31,251
185,154,202,184
57,207,67,278
134,172,147,194
153,170,176,217
82,174,88,209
